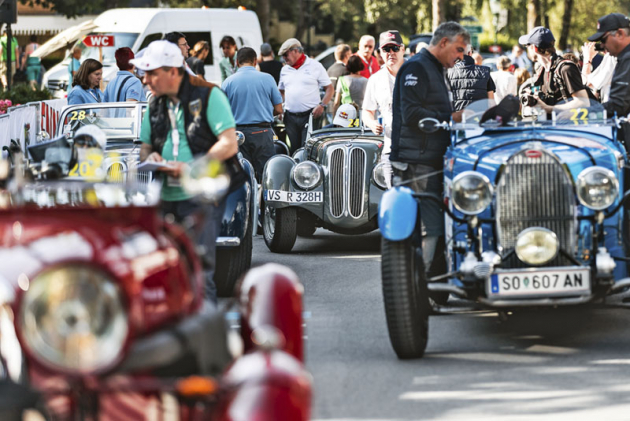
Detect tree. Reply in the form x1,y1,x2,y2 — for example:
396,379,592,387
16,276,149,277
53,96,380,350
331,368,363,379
18,0,130,18
558,0,573,50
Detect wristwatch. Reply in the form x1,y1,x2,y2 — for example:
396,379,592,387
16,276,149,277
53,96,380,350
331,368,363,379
318,102,325,107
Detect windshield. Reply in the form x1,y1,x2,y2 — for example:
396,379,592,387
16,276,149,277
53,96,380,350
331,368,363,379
60,105,142,140
72,33,139,66
453,98,612,130
1,181,161,209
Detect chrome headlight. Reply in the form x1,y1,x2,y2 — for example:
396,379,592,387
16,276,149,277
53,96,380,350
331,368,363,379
452,171,493,215
292,161,321,190
18,265,128,373
372,162,388,189
515,227,559,265
577,167,618,210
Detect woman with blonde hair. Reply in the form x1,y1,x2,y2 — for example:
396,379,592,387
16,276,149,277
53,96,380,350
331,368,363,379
187,41,210,78
514,67,531,95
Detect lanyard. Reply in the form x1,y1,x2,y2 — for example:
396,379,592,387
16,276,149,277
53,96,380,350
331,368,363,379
167,100,180,160
88,89,101,103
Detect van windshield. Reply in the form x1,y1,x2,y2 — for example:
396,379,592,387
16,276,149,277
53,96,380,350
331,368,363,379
74,33,139,66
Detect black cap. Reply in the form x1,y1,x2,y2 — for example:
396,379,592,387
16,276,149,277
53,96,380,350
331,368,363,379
588,13,630,42
518,26,555,49
379,30,403,47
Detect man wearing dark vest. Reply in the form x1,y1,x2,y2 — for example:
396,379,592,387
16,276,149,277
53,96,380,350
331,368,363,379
133,40,238,303
390,22,469,269
446,48,495,111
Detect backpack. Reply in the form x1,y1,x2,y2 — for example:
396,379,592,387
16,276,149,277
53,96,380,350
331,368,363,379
552,59,599,103
338,76,353,105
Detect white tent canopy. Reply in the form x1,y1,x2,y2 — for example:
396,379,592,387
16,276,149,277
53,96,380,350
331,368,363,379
11,15,97,37
31,19,98,59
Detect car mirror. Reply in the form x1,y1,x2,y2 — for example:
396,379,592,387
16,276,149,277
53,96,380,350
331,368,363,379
418,118,445,133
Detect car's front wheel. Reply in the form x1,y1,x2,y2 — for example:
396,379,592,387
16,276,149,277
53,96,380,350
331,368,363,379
263,204,297,253
381,237,430,359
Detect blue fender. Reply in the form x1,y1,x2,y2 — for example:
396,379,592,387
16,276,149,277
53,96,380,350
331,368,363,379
378,186,418,241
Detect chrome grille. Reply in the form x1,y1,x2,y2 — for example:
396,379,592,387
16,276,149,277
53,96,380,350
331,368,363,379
348,148,366,217
327,146,367,218
496,149,576,268
330,148,345,217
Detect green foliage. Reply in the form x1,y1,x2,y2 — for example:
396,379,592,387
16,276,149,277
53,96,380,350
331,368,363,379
18,0,131,18
0,83,52,106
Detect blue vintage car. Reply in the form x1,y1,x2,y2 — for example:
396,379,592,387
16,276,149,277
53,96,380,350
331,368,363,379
54,102,255,297
379,100,630,359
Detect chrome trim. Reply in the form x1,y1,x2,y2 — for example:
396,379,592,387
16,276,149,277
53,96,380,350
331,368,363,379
495,149,576,268
326,145,367,219
216,236,241,247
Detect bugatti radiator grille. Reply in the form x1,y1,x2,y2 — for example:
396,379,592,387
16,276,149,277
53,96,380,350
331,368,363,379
496,149,576,268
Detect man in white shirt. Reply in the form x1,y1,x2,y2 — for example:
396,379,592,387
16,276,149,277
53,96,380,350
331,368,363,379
491,56,517,103
278,38,333,155
362,30,405,187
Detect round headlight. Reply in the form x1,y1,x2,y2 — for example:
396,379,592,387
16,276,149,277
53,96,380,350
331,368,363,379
577,167,618,210
452,171,493,215
292,161,321,190
515,227,559,265
18,265,128,373
372,162,388,189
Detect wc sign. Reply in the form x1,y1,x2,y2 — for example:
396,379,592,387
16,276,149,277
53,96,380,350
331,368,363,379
83,35,115,47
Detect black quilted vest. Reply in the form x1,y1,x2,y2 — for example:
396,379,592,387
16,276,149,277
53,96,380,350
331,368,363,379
447,55,491,111
149,74,217,156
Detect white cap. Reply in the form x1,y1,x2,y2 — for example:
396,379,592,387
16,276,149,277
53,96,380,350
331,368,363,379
278,38,302,56
129,40,184,71
333,104,357,127
74,125,107,150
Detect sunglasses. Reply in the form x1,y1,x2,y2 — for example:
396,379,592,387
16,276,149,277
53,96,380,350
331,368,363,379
601,31,613,44
381,45,401,53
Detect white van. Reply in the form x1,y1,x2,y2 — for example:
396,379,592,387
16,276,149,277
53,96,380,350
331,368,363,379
42,8,263,98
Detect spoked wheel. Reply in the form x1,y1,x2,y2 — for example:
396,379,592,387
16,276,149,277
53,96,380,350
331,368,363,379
263,204,297,253
381,237,430,359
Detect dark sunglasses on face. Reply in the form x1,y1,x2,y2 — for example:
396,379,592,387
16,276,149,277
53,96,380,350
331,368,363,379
381,45,401,53
601,31,612,44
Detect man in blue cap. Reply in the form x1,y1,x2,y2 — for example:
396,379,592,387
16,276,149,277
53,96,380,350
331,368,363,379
518,26,592,114
588,13,630,127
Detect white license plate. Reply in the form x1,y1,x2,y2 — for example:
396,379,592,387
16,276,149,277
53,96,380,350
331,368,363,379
488,268,590,298
265,190,322,203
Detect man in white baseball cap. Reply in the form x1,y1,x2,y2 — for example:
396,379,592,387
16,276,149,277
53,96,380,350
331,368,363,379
134,40,240,304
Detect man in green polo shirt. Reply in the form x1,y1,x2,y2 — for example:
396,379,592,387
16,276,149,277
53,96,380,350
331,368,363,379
133,40,238,303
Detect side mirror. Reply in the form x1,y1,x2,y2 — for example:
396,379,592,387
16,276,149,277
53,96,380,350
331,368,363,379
418,118,447,133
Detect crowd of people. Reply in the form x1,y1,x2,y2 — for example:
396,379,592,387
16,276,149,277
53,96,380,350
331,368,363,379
4,13,628,302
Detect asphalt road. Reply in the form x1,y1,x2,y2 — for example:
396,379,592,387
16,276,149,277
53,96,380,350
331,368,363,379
251,229,630,421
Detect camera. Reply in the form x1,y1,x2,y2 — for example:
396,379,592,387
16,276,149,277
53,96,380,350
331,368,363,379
520,91,549,107
595,43,605,52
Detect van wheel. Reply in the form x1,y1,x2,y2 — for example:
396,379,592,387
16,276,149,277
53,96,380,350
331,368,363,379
381,237,430,359
263,204,297,253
